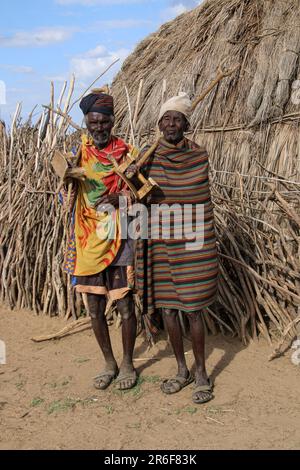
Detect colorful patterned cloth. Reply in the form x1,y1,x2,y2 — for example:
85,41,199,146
63,134,138,277
136,137,219,314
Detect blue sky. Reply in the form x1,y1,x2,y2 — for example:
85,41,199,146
0,0,202,125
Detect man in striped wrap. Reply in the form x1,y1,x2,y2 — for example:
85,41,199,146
137,93,218,404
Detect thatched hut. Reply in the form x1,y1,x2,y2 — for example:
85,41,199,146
0,0,299,352
111,0,300,348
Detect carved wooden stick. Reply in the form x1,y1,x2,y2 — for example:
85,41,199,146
191,61,239,111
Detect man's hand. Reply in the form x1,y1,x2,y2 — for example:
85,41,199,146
64,167,86,181
124,164,138,179
96,193,121,209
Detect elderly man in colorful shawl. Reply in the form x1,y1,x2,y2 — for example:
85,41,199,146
137,93,219,404
62,91,138,391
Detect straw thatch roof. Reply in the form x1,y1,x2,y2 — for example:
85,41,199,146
112,0,300,136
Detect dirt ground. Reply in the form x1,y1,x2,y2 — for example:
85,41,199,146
0,305,299,450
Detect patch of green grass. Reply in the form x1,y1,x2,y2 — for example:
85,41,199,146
113,375,161,398
131,376,144,397
47,397,79,414
30,397,45,408
81,396,99,407
15,381,25,390
132,375,161,397
174,406,198,415
183,406,198,415
47,396,99,414
142,375,161,384
104,405,114,415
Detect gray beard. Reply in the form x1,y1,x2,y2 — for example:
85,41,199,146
91,131,110,149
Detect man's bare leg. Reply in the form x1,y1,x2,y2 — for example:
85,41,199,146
161,308,192,394
87,293,118,389
115,293,137,390
187,311,213,403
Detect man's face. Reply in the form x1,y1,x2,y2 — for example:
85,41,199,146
159,111,188,144
86,112,114,148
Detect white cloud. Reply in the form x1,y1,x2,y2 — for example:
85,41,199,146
70,45,130,81
0,27,76,47
160,1,203,22
161,3,188,21
0,64,34,74
170,3,188,14
86,45,107,58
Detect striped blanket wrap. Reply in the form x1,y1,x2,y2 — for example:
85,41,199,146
136,137,219,315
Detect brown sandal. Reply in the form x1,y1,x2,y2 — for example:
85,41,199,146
192,378,214,404
161,372,194,394
114,369,138,390
93,370,118,390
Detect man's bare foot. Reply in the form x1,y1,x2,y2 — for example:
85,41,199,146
115,364,137,390
192,372,213,404
93,363,118,390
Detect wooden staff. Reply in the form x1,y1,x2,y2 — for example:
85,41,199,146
191,60,239,111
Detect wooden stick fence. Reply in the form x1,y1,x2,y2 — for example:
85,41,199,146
0,77,299,359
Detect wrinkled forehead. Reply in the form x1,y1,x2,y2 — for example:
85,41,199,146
86,111,112,122
161,110,186,120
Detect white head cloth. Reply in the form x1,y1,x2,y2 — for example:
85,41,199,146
158,92,192,124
